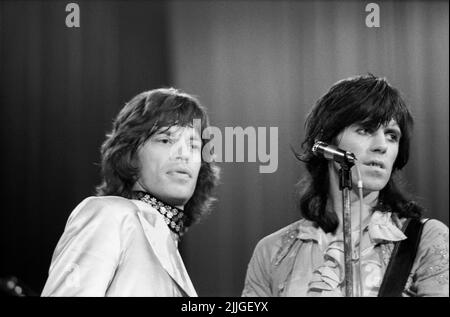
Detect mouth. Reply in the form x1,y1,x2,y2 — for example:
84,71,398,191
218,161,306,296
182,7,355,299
363,160,386,169
167,167,192,178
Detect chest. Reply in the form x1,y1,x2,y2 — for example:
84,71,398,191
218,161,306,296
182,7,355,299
271,241,394,296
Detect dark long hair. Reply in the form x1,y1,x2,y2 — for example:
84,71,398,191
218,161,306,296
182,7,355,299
96,88,220,227
295,74,423,233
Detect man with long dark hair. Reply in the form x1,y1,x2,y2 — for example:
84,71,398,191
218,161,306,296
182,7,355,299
242,75,448,297
42,88,220,296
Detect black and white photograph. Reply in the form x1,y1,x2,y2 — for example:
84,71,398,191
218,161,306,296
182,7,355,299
0,0,448,303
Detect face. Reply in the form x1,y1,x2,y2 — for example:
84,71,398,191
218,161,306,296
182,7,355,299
134,125,202,208
331,119,401,194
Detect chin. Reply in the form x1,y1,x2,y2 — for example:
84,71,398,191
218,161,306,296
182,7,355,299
166,189,194,206
361,179,389,193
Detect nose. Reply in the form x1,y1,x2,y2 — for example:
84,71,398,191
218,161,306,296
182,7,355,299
369,131,388,154
171,139,190,162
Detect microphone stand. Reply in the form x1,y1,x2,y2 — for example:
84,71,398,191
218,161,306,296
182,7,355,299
339,159,355,297
311,140,357,296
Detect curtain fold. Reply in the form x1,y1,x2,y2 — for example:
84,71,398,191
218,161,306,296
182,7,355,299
0,0,171,293
169,0,449,296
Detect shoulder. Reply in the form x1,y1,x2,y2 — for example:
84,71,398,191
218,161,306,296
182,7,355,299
422,218,448,234
419,218,449,251
409,218,449,295
252,219,313,264
256,219,314,249
256,220,301,250
67,196,141,225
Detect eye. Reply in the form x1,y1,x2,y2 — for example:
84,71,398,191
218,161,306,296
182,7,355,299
157,137,172,144
356,127,371,135
386,131,400,142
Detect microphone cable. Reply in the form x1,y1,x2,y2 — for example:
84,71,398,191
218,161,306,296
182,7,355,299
354,163,364,297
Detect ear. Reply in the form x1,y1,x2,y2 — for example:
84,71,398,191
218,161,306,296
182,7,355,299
128,145,142,177
329,133,342,147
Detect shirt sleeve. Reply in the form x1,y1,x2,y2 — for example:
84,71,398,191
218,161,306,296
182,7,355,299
409,219,449,297
41,197,129,296
242,239,273,297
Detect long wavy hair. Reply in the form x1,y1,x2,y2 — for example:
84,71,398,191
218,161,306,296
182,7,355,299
295,74,423,233
96,88,220,227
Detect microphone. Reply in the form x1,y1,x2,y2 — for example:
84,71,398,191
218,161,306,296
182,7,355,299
312,141,356,165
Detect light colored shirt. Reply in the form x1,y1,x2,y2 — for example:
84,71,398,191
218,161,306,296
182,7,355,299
242,211,449,297
41,196,197,297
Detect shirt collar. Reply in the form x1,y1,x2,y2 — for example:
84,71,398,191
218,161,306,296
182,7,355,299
297,210,407,244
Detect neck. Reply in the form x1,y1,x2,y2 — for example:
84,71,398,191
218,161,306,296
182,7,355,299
328,164,379,233
133,190,188,238
132,182,185,210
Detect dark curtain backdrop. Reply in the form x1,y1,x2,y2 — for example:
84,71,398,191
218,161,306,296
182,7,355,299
0,0,171,294
169,0,449,296
0,0,448,297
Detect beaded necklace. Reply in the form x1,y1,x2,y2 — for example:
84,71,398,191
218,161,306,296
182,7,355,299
133,191,187,237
